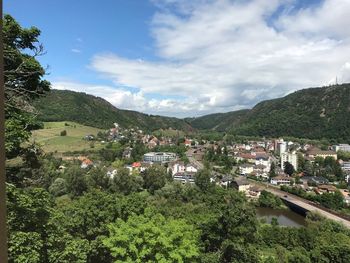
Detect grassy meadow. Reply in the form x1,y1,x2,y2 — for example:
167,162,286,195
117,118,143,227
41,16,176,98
30,121,105,153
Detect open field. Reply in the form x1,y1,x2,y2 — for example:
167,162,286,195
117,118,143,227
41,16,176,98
30,121,105,153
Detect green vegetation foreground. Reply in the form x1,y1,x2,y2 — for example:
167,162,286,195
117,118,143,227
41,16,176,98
7,178,350,263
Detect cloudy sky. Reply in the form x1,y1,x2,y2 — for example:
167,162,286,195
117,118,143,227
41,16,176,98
6,0,350,117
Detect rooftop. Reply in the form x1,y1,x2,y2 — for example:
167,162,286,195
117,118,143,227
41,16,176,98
234,177,250,186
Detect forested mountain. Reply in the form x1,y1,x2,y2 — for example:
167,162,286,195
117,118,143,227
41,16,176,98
186,109,249,131
188,84,350,142
34,84,350,141
232,84,350,142
33,89,193,131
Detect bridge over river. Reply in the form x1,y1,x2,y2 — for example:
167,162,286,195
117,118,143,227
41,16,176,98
184,154,350,228
250,181,350,228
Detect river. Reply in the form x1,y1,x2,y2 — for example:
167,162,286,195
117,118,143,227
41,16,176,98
256,207,306,227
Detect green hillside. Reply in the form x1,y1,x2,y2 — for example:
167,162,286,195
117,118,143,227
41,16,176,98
187,84,350,142
33,89,193,132
232,84,350,142
186,109,249,131
30,121,104,153
34,84,350,142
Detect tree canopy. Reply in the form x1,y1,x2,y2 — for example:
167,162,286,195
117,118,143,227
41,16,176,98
103,209,201,263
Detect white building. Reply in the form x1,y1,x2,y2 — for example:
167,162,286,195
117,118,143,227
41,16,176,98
345,173,350,183
239,164,254,175
170,162,198,175
281,152,298,171
275,139,287,156
253,165,269,179
333,144,350,152
270,175,292,185
279,142,287,156
185,164,198,173
143,152,177,163
341,161,350,172
173,173,195,184
255,156,271,171
170,162,185,175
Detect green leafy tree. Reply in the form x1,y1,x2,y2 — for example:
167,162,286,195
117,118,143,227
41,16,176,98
4,14,50,158
47,235,90,263
111,159,124,169
269,162,277,178
200,190,257,254
99,144,123,162
200,252,221,263
8,231,43,263
314,191,345,210
314,156,324,168
195,169,212,192
110,167,143,195
49,178,67,197
337,150,350,161
258,190,283,209
65,165,88,198
86,166,110,190
217,191,257,243
284,161,295,176
221,241,258,263
297,153,305,172
287,247,311,263
103,209,201,262
131,141,147,162
53,190,124,262
142,165,166,193
6,185,54,262
304,161,314,176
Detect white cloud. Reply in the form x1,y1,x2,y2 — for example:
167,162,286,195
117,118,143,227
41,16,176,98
52,81,236,117
71,48,81,53
277,0,350,39
79,0,350,117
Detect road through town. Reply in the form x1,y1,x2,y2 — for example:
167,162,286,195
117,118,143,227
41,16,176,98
186,149,204,170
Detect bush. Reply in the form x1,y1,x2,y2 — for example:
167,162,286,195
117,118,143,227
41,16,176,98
258,190,283,208
60,130,67,136
49,178,67,197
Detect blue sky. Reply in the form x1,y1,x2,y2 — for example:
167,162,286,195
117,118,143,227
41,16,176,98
5,0,350,117
5,0,157,85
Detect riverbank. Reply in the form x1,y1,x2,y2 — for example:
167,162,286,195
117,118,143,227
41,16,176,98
256,207,306,227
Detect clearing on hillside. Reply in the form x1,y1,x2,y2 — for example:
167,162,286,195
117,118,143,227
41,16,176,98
30,121,105,153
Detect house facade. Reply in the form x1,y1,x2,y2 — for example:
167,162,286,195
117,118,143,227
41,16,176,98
270,175,291,185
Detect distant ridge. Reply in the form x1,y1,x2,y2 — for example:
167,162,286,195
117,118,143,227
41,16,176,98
188,83,350,142
33,89,193,132
34,84,350,142
185,109,249,131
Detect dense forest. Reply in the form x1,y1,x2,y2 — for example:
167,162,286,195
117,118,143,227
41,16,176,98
33,90,193,132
